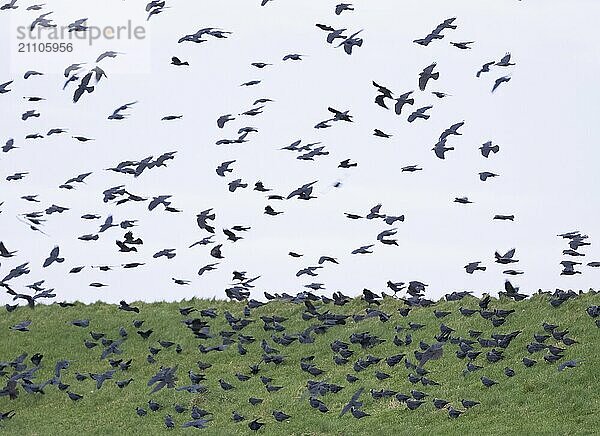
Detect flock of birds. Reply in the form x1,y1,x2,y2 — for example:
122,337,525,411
0,0,599,432
1,285,598,431
2,2,598,311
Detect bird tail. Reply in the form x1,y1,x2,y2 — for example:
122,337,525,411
431,72,439,80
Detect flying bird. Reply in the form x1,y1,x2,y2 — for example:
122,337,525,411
0,81,13,94
492,76,511,93
496,52,516,67
96,51,124,63
495,248,518,264
465,262,486,274
418,63,439,91
43,247,64,268
335,3,353,15
171,56,189,66
480,141,500,157
450,41,474,49
408,106,433,123
476,61,495,77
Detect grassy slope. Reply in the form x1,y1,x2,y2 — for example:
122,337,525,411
0,293,599,435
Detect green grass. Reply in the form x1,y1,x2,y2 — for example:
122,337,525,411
1,293,599,435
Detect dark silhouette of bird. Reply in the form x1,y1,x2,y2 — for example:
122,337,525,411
465,262,486,274
451,41,474,49
273,410,291,422
335,3,354,15
42,247,64,268
481,376,498,387
476,61,495,77
419,63,439,90
67,391,83,401
374,129,392,138
171,56,189,66
492,76,511,93
248,419,265,431
496,52,516,67
409,106,433,123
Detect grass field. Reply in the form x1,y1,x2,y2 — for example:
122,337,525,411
1,292,599,435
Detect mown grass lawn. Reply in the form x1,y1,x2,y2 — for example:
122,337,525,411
1,292,599,435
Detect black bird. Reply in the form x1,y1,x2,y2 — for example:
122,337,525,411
419,63,439,91
116,379,133,388
375,371,390,380
283,53,303,61
219,379,234,390
90,370,116,389
495,249,518,264
0,410,15,421
43,246,64,267
409,106,433,123
465,262,486,274
433,398,449,409
217,114,235,129
492,76,511,93
373,128,392,138
248,419,265,431
210,244,224,259
138,329,153,339
182,419,212,429
273,410,291,422
373,80,393,98
0,242,16,258
309,397,329,413
171,56,189,66
0,81,13,94
480,141,500,157
496,52,516,67
479,172,499,182
461,399,480,408
451,41,474,49
558,360,579,371
395,91,415,115
71,319,89,327
351,408,370,418
481,376,498,387
346,374,359,383
67,391,83,401
335,3,354,15
476,61,495,77
406,399,425,410
448,407,464,418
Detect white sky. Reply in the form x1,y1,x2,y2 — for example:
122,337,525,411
1,0,599,304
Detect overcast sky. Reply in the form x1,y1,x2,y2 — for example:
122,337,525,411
1,0,599,304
